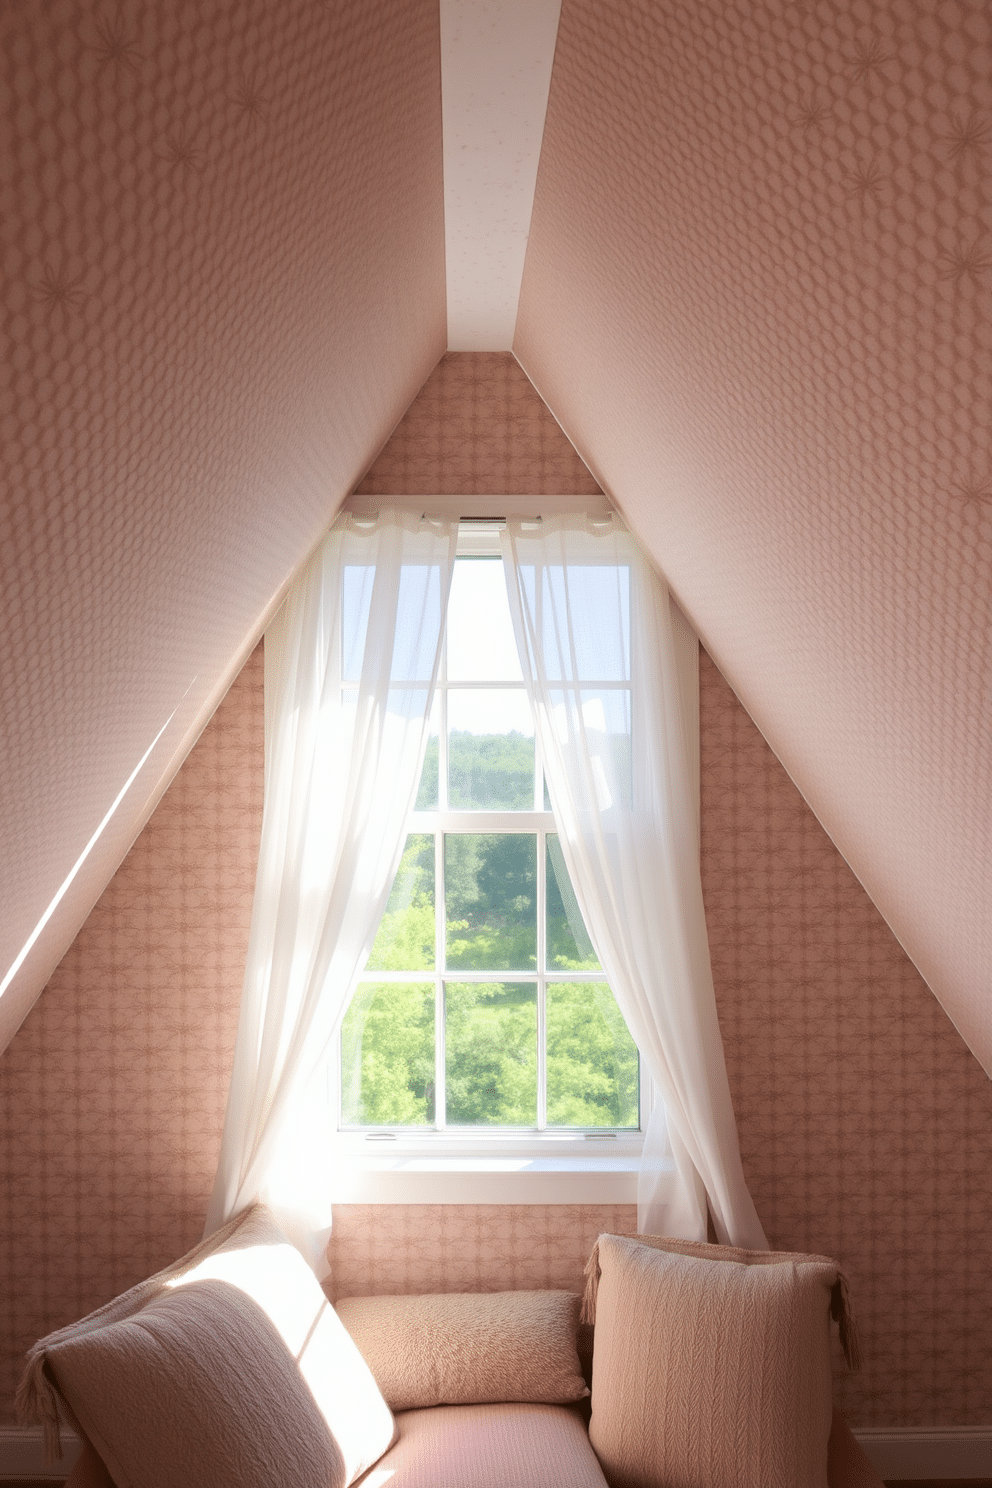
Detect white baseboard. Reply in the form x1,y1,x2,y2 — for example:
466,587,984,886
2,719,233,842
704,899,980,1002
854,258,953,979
854,1426,992,1480
0,1427,80,1479
4,1422,992,1481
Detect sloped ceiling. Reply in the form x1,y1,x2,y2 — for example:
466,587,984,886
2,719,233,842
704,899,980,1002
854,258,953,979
0,0,446,1048
515,0,992,1069
2,0,990,1079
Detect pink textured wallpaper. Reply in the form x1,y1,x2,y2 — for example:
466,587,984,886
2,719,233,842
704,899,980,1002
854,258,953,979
0,644,264,1417
700,651,992,1425
2,356,990,1431
356,351,603,497
516,0,992,1074
0,0,446,1051
327,1205,637,1301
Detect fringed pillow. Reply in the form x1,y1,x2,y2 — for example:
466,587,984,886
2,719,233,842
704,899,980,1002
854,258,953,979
583,1232,860,1488
18,1205,395,1488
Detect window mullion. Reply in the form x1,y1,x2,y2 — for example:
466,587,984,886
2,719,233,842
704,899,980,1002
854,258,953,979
438,646,448,811
435,637,448,1131
534,722,543,813
435,830,445,1132
536,828,547,1131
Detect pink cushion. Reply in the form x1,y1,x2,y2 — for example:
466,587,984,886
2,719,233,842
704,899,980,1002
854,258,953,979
587,1232,839,1488
354,1403,608,1487
336,1290,588,1410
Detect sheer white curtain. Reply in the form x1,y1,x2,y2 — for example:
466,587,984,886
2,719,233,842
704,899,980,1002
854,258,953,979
205,509,457,1267
501,514,766,1248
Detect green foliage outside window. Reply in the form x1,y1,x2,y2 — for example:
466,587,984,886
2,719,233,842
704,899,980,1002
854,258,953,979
445,981,537,1125
341,733,639,1131
449,729,534,810
546,983,638,1127
445,833,537,970
340,981,435,1126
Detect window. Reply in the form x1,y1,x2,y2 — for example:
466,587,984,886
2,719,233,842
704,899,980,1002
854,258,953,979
338,529,641,1151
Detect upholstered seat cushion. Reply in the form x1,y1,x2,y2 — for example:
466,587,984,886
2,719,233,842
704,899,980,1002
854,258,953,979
61,1397,885,1488
354,1403,608,1488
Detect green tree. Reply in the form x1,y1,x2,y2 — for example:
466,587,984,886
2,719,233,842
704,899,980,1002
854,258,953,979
448,730,534,810
546,982,638,1127
341,982,435,1125
367,834,435,971
346,741,639,1131
445,982,537,1125
415,736,439,810
546,834,600,971
476,833,535,916
445,834,537,970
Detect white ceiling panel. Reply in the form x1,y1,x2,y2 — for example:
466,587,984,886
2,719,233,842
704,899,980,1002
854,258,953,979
441,0,562,350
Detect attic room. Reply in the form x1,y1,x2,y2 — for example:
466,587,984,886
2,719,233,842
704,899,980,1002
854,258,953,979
1,0,990,1483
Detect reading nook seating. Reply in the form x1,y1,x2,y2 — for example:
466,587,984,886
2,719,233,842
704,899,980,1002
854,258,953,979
18,1205,884,1488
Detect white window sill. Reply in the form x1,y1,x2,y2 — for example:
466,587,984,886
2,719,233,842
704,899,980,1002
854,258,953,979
331,1136,645,1204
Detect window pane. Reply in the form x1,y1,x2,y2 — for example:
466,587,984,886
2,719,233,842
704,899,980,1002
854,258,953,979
548,687,632,809
341,982,435,1126
343,563,446,682
448,691,534,809
546,835,600,970
414,696,440,810
366,835,435,971
546,982,638,1128
447,559,523,681
391,563,446,679
445,981,537,1125
342,564,375,681
518,563,630,682
445,834,536,970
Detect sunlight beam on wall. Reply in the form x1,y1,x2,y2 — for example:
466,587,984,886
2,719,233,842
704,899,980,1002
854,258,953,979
0,701,183,1004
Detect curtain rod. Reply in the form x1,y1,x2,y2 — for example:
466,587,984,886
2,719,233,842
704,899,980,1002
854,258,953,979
342,493,614,520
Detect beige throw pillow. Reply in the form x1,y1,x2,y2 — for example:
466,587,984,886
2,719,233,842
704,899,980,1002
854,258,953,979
336,1290,589,1411
586,1233,845,1488
18,1205,395,1488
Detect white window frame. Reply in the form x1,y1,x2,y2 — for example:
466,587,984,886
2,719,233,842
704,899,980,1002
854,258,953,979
333,506,645,1203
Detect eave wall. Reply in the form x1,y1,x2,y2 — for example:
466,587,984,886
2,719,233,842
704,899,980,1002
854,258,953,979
516,0,992,1068
0,0,446,1051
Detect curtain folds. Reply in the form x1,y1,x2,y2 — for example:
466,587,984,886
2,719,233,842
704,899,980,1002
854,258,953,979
500,514,766,1248
204,509,457,1269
